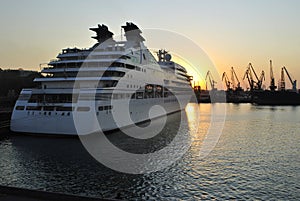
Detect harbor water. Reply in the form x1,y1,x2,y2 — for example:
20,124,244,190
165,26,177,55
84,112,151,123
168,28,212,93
0,103,299,200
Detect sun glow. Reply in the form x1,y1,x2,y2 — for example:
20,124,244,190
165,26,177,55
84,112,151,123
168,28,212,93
150,49,207,89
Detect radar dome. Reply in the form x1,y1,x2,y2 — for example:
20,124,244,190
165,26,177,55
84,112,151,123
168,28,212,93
165,54,172,61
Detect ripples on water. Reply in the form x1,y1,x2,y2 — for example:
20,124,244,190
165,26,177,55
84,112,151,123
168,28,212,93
0,104,299,200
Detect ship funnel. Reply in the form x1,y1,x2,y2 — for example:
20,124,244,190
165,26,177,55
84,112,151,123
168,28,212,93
90,24,114,43
121,22,145,44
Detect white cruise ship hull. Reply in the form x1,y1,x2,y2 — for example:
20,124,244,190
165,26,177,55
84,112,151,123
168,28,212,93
11,94,191,136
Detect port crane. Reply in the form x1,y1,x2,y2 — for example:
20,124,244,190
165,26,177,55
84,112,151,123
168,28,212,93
269,60,277,91
279,67,285,90
243,63,256,90
205,71,217,90
231,67,242,90
257,70,265,90
243,63,264,90
222,72,231,90
280,66,297,91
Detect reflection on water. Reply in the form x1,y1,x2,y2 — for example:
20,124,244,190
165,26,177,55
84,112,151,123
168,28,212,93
0,103,299,200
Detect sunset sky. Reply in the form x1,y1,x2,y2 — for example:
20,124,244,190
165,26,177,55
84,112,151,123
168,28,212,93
0,0,299,89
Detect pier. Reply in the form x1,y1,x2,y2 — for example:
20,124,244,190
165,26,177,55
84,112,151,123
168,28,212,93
0,185,119,201
0,111,11,130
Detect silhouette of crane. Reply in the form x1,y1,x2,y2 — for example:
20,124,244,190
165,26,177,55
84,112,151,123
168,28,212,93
243,63,264,90
205,71,217,90
222,72,231,91
231,67,242,91
280,66,297,91
269,60,277,91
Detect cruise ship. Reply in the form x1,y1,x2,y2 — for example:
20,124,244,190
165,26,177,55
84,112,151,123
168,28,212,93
10,22,194,135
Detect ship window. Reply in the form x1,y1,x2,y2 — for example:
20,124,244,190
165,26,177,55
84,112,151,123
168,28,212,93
28,94,43,103
104,106,109,110
95,93,112,100
136,92,143,99
26,106,42,111
112,94,118,99
103,71,125,77
125,64,135,70
131,93,136,99
98,106,104,111
28,94,78,103
120,55,129,60
18,94,31,101
97,80,118,88
77,107,90,112
143,54,146,60
56,106,74,111
16,106,25,110
109,106,113,110
43,106,55,111
136,66,141,71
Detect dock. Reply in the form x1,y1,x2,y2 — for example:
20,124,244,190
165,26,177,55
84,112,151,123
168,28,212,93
0,185,120,201
0,110,11,130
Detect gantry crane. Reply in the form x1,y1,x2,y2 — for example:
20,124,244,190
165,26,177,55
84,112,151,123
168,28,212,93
222,72,231,90
231,67,242,90
205,71,217,90
269,60,277,91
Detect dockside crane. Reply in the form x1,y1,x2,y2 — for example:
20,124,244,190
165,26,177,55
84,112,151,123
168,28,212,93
222,72,231,91
282,66,297,91
243,63,264,90
243,64,256,90
279,67,285,91
231,67,242,90
269,60,277,91
249,63,259,84
257,70,265,90
205,71,217,90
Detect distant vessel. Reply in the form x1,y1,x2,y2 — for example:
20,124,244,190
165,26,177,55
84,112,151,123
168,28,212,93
10,22,193,135
252,90,300,105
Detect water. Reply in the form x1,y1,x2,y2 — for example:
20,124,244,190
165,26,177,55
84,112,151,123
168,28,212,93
0,104,299,200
